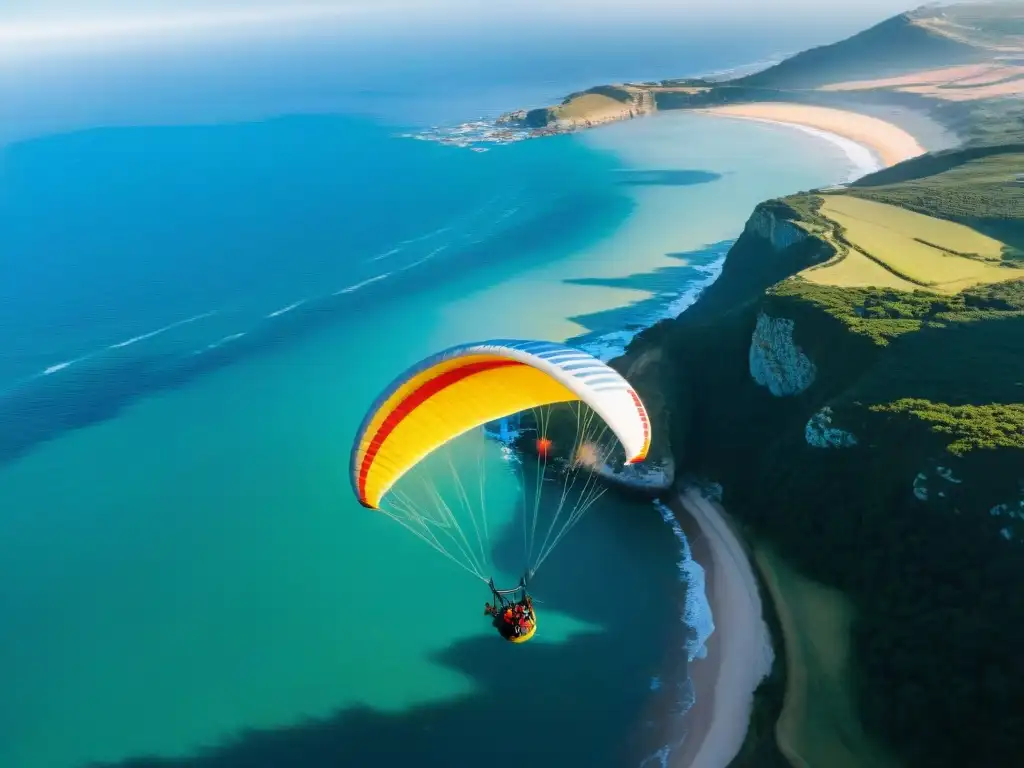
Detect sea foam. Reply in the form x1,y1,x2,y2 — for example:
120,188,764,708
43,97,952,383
333,272,392,295
655,500,715,662
108,311,217,349
580,250,728,363
265,300,306,318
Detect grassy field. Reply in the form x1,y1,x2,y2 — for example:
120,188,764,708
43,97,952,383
754,546,901,768
551,93,632,122
806,195,1024,293
846,151,1024,256
801,246,920,291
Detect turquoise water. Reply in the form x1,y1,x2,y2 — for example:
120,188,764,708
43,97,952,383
0,49,858,768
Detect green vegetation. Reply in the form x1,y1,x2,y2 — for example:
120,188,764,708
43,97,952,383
923,1,1024,44
733,12,982,90
813,194,1024,291
491,8,1024,764
551,93,630,122
562,85,634,104
609,122,1024,766
930,98,1024,146
659,77,713,88
851,144,1024,187
845,150,1024,260
769,273,1024,352
522,107,553,128
770,281,929,345
870,399,1024,455
652,85,785,111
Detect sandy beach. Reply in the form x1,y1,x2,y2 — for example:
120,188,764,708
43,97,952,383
696,102,927,168
672,488,773,768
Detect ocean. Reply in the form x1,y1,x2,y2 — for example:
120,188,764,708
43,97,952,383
0,26,863,768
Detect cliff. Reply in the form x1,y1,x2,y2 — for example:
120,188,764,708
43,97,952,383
608,141,1024,766
497,85,657,132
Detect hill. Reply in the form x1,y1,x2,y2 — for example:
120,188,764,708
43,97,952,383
733,10,985,90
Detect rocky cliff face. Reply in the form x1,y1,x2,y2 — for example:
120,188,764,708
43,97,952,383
804,406,858,448
989,482,1024,542
744,206,809,252
748,312,817,396
497,88,656,134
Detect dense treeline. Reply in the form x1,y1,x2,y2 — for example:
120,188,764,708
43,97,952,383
614,187,1024,765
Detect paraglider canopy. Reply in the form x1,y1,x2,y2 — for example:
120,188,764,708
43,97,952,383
349,338,652,641
351,339,650,510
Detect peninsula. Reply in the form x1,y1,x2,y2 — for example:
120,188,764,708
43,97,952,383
496,1,1024,150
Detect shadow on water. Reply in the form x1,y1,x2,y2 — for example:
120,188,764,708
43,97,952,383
85,465,679,768
560,241,734,349
612,169,723,187
0,190,632,470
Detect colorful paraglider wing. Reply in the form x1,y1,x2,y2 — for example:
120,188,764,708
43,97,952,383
350,339,651,509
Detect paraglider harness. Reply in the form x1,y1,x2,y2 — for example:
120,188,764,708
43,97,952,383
484,575,534,640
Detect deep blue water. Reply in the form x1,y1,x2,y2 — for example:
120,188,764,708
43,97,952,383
0,115,627,387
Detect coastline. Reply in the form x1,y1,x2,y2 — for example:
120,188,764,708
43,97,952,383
628,102,931,767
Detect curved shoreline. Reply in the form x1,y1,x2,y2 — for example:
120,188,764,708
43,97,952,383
702,116,884,182
693,102,926,169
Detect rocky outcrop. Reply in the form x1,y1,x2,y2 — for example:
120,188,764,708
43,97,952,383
496,107,555,129
749,312,816,396
745,207,809,252
496,109,528,125
989,481,1024,543
805,406,857,447
496,87,656,135
912,464,964,502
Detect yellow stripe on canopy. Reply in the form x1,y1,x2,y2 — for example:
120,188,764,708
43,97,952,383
356,353,500,457
360,363,578,509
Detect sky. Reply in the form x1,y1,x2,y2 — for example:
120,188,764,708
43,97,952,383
1,0,924,51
